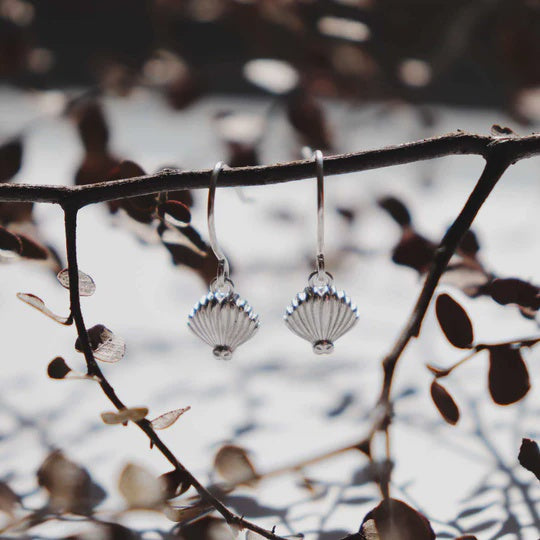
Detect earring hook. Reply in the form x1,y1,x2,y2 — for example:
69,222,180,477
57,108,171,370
314,149,325,275
208,161,231,292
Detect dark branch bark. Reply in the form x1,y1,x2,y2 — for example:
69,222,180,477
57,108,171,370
3,131,540,206
62,204,287,540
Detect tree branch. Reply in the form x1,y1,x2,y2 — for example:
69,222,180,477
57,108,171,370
2,131,540,206
62,204,288,540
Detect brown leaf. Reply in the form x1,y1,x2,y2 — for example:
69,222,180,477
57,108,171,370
47,357,72,380
430,380,460,425
159,469,192,499
518,438,540,481
118,463,166,509
175,516,236,539
18,234,48,260
158,200,191,227
16,292,71,325
37,450,103,514
488,278,540,310
151,407,191,430
458,229,480,257
214,444,258,486
74,101,109,154
378,196,411,227
0,138,23,182
75,324,125,363
360,498,435,540
435,294,474,349
163,502,208,523
101,407,148,425
392,229,435,274
488,345,530,405
0,226,21,253
0,481,21,517
425,364,452,378
57,268,96,297
0,201,33,224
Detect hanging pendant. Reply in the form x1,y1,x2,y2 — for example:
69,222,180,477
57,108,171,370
284,272,358,354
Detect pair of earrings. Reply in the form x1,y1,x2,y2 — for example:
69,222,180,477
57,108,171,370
187,150,358,359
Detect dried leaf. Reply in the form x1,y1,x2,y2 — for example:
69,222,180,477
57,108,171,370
151,407,191,430
18,234,48,260
160,469,192,499
37,450,104,514
435,294,474,349
0,201,33,224
177,516,237,539
0,226,21,253
47,357,72,379
518,438,540,481
360,498,435,540
430,380,460,425
17,292,71,325
75,324,126,363
0,481,21,517
0,138,23,182
118,463,166,509
392,230,435,273
74,101,109,154
458,229,480,257
158,200,191,227
425,364,452,378
214,444,257,486
101,407,148,425
488,278,540,310
57,268,96,296
488,345,530,405
378,196,411,227
163,502,208,523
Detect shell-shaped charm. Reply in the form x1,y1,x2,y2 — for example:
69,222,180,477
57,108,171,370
188,291,259,359
284,285,358,354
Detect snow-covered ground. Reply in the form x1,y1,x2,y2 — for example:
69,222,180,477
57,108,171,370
0,88,539,539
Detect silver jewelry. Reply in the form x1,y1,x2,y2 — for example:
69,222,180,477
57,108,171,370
188,162,259,359
284,150,358,354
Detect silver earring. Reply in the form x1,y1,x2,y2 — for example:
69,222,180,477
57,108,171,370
187,162,260,359
284,150,358,354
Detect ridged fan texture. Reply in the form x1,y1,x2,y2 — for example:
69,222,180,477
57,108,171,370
188,292,259,355
284,286,358,349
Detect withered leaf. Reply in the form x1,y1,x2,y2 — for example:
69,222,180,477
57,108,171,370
75,324,125,363
47,357,72,379
37,450,104,514
359,498,435,540
101,407,148,425
0,481,21,517
378,196,411,227
151,407,191,430
488,345,530,405
176,516,237,540
488,278,540,310
430,380,460,425
57,268,96,296
118,463,166,509
392,229,435,274
18,234,48,260
458,229,480,257
158,200,191,227
0,138,22,182
214,444,258,486
425,364,452,378
518,438,540,481
435,294,474,349
159,469,192,499
16,292,71,325
0,201,33,224
0,226,21,253
163,502,208,523
75,101,109,154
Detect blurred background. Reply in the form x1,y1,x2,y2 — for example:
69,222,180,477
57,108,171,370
1,2,540,539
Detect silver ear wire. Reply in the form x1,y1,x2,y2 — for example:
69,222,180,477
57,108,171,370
187,161,260,359
284,149,358,355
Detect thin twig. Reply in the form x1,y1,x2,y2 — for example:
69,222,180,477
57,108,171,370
1,131,540,206
62,204,288,540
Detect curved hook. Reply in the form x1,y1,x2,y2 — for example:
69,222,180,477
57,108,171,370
314,149,325,273
208,161,230,290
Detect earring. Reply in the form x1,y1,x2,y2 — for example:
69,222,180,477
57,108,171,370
188,162,260,359
284,150,358,354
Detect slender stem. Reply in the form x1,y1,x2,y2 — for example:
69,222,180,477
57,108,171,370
62,204,287,540
374,151,512,496
2,131,540,206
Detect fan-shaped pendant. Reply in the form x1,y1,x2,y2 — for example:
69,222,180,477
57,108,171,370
188,289,260,359
284,280,358,354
